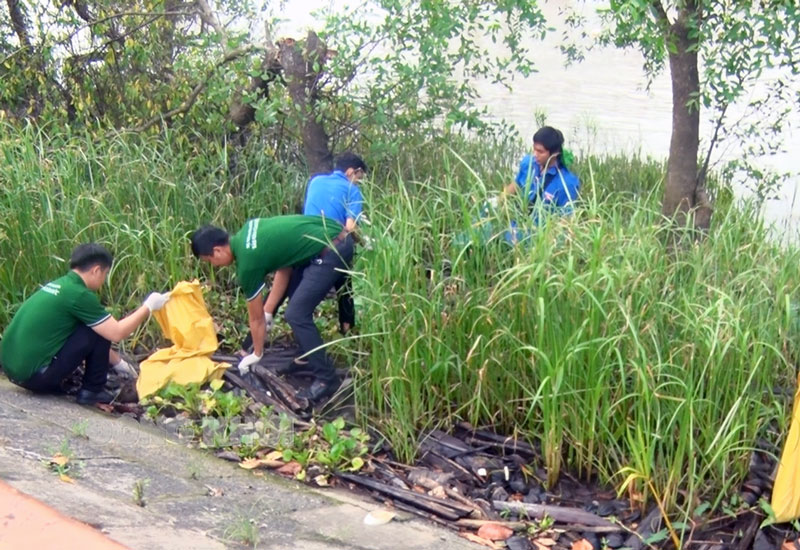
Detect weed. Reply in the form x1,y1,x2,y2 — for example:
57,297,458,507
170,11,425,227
70,419,89,439
223,510,260,548
132,479,149,507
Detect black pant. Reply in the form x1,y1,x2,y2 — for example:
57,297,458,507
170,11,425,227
284,235,354,383
335,275,355,332
20,324,111,393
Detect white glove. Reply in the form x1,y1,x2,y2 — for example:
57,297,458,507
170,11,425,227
143,291,171,312
238,353,262,375
361,235,374,251
264,312,274,331
112,358,138,380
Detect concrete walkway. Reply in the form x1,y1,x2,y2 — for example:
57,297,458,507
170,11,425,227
0,377,476,549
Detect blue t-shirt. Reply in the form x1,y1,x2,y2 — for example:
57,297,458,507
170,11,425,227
514,155,580,210
303,170,364,225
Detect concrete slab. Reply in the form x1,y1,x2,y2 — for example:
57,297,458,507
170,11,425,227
0,377,477,549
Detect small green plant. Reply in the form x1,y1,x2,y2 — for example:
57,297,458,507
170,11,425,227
132,478,150,507
70,419,89,439
224,511,260,548
237,432,263,459
315,417,370,472
186,461,205,480
45,438,83,480
526,513,554,535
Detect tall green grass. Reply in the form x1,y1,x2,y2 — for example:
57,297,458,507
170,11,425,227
1,123,798,520
0,122,304,346
350,144,800,517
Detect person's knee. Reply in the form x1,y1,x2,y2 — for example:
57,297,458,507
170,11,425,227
284,302,310,327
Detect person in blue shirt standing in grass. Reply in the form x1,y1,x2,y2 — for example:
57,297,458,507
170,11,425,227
503,126,580,213
303,152,367,334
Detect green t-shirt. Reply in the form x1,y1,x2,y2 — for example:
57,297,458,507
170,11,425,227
231,215,343,301
0,271,110,382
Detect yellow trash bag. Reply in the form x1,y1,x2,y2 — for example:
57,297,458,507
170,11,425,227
136,280,230,398
772,372,800,522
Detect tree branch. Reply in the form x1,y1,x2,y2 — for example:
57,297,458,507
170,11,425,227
649,1,671,27
64,10,195,42
133,46,259,132
5,0,32,48
194,0,225,41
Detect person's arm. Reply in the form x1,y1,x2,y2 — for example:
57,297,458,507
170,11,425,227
247,294,267,357
264,267,292,316
91,305,152,343
502,182,518,196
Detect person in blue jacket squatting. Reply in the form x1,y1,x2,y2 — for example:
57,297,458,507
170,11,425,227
497,126,580,243
302,152,366,335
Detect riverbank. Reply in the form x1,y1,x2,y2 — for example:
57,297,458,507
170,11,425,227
2,125,799,535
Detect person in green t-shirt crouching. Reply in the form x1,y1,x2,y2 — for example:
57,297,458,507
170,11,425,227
0,244,171,405
191,214,352,404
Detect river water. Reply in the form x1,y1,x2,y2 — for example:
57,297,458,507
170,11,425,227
276,0,799,239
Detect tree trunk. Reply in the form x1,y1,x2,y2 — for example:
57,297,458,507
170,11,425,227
662,6,711,230
278,31,333,176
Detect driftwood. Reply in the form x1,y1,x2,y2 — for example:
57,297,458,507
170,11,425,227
733,513,761,550
420,450,482,483
222,368,310,424
412,475,485,519
492,500,622,530
214,353,310,414
252,364,309,411
338,473,474,521
457,422,537,458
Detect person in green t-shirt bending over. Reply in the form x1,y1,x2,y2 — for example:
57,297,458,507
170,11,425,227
191,215,352,403
0,244,171,405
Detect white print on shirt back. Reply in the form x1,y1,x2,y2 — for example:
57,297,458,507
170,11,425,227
245,219,259,249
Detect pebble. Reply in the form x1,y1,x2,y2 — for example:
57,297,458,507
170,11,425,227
491,486,509,502
604,533,624,548
506,536,533,550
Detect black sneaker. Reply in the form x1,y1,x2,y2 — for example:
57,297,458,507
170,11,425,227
76,388,116,405
274,359,312,376
296,378,341,402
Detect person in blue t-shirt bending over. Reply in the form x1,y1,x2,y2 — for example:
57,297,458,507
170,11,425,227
303,152,367,334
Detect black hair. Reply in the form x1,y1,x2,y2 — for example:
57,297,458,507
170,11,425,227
69,243,113,271
335,152,368,174
191,225,229,257
533,126,565,158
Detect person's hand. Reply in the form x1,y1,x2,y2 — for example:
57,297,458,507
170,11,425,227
143,291,171,312
264,312,274,332
238,352,262,375
112,357,138,380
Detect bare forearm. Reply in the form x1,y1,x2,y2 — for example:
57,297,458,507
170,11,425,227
264,268,292,315
249,317,266,356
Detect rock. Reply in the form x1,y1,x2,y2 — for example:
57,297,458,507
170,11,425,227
506,535,533,550
509,475,528,494
754,529,776,550
596,501,616,517
491,486,509,502
524,486,545,504
604,533,624,549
